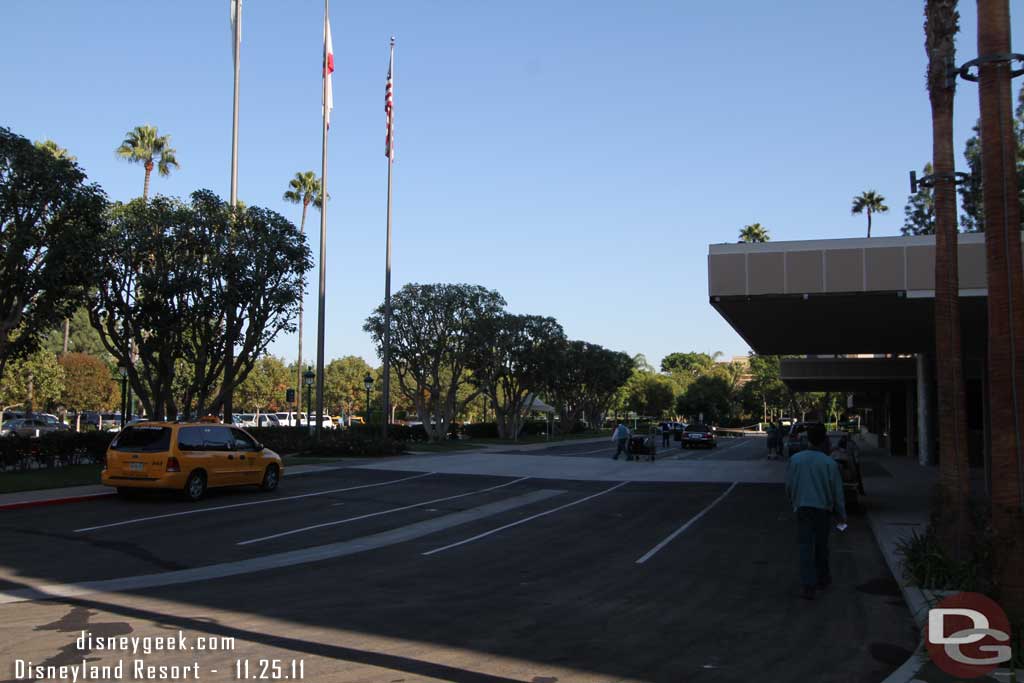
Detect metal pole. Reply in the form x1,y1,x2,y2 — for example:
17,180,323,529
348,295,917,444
382,37,395,440
224,0,242,425
315,0,329,442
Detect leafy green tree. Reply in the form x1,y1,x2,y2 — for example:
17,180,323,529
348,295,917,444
851,190,889,238
958,86,1024,232
1,350,66,412
660,352,717,378
236,356,291,412
364,283,506,441
738,222,770,243
116,125,179,200
548,341,633,433
57,352,116,411
676,374,732,424
323,355,375,418
282,171,324,406
631,353,655,372
466,313,566,439
89,191,310,419
622,370,675,419
0,128,107,378
34,139,76,162
42,307,110,358
901,163,936,235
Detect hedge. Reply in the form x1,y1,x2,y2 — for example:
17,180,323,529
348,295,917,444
0,431,115,471
246,427,405,458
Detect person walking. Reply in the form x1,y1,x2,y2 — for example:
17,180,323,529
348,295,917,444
661,422,671,448
784,423,847,600
766,422,779,460
611,422,631,459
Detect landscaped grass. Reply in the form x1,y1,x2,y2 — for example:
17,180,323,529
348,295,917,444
0,464,103,494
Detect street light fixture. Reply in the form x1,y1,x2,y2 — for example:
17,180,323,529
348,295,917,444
303,367,315,430
363,373,374,424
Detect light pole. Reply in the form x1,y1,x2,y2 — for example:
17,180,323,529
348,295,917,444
303,367,315,431
363,373,374,425
117,365,128,428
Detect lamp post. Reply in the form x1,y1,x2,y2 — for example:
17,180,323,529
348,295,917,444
303,367,315,431
117,366,128,428
363,373,374,425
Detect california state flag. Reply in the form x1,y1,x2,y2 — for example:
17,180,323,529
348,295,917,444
323,19,334,127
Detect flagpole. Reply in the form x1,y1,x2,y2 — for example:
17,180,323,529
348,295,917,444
315,0,329,442
382,36,395,440
225,0,242,425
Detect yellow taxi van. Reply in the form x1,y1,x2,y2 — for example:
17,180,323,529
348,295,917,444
101,421,283,501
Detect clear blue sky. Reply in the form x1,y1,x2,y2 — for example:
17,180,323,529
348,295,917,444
4,1,1020,369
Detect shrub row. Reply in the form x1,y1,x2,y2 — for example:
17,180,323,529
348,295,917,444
0,431,115,470
246,427,405,458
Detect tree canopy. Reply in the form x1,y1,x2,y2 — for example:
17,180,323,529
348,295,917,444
0,127,107,378
88,190,309,419
364,283,506,441
738,222,770,243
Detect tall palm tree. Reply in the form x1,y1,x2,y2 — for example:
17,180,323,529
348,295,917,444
977,0,1024,614
851,191,889,238
116,125,179,200
738,223,770,243
283,171,324,411
925,0,970,561
34,139,76,162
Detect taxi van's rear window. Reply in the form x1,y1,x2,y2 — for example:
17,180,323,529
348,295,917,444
111,426,172,452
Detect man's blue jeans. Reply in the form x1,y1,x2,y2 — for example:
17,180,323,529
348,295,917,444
797,506,832,587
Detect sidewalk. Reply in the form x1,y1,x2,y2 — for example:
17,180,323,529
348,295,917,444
856,442,1014,683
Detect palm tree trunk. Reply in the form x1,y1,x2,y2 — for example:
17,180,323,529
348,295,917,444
867,208,872,238
927,0,970,561
295,202,308,415
143,161,153,201
978,0,1024,616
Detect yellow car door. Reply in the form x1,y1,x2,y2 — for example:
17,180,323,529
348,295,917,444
229,427,263,484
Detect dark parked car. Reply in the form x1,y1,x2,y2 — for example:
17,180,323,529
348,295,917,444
681,423,716,449
784,422,823,457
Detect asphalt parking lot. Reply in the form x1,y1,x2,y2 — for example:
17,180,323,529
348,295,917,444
0,438,917,683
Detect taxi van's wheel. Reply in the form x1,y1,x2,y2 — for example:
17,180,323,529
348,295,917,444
260,464,279,492
184,471,207,502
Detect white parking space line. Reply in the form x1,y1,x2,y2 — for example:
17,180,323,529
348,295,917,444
0,489,564,606
422,481,630,556
237,477,532,546
634,482,738,564
73,472,436,533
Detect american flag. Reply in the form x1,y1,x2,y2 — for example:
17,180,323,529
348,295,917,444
384,39,394,160
323,19,334,128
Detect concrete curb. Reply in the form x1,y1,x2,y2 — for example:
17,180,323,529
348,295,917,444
0,491,116,511
867,510,931,683
0,461,364,511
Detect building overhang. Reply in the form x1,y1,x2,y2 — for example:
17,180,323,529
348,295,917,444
780,357,917,392
708,234,992,355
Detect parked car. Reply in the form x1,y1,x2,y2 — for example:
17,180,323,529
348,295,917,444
784,422,820,458
101,421,283,501
1,417,65,438
681,423,716,448
276,412,301,427
237,413,281,428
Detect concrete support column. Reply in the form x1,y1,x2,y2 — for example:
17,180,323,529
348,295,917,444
916,353,936,466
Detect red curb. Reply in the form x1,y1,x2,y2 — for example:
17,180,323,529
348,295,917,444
0,492,115,511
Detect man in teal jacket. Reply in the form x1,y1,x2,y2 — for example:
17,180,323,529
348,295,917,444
785,422,847,600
